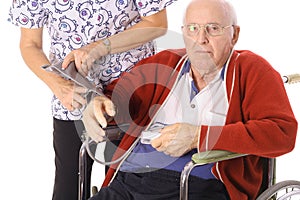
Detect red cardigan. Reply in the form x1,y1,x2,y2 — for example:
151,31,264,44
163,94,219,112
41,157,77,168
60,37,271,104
102,49,297,200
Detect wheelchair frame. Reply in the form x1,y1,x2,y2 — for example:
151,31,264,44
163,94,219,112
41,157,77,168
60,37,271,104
180,150,300,200
179,151,275,200
78,141,89,200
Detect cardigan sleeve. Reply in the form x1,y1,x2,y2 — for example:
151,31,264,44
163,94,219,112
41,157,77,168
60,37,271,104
198,51,298,158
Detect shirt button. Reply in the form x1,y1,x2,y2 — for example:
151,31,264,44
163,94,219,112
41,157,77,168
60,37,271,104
191,104,195,108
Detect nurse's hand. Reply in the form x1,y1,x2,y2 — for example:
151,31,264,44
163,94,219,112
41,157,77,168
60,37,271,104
50,75,88,111
62,41,108,77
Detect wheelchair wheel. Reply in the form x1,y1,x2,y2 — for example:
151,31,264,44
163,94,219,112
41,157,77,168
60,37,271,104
256,180,300,200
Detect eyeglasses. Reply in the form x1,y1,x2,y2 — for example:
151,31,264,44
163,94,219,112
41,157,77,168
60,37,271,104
182,23,233,37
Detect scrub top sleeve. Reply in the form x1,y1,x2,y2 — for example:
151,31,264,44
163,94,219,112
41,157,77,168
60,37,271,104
8,0,48,28
136,0,176,17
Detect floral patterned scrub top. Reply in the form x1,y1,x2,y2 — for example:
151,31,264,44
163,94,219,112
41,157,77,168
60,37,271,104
8,0,176,120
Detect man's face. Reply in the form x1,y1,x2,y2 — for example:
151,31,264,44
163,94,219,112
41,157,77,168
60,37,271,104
182,0,239,74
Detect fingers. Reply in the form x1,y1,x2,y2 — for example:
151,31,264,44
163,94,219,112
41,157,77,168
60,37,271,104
153,137,182,157
82,96,115,143
82,101,106,143
85,117,106,142
151,130,170,151
58,82,89,111
79,58,96,77
151,124,176,148
88,124,106,143
78,62,88,77
73,85,88,102
150,123,196,157
62,50,88,76
72,92,87,108
152,135,176,157
103,99,116,117
93,97,116,128
61,53,74,69
151,135,163,148
62,45,100,77
80,52,98,77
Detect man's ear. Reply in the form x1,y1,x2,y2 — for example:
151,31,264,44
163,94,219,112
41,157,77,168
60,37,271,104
231,25,240,45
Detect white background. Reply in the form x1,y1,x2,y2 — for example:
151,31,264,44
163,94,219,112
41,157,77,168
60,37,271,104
1,0,300,199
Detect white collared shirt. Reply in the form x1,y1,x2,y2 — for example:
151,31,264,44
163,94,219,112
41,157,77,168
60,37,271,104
120,60,228,178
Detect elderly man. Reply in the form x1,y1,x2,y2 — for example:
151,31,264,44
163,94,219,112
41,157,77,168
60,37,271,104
82,0,297,199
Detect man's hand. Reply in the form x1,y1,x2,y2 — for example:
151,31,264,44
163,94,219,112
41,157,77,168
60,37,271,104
151,123,200,157
82,96,116,143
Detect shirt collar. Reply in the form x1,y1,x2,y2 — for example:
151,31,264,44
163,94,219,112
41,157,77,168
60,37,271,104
181,59,227,81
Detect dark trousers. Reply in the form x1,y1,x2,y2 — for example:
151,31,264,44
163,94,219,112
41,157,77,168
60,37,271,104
104,139,121,173
52,118,94,200
89,169,230,200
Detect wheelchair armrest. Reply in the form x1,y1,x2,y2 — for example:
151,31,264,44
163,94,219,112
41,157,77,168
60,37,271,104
180,150,247,200
104,123,129,141
191,150,247,165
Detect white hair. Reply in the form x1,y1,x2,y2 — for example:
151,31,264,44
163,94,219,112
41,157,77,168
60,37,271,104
183,0,238,25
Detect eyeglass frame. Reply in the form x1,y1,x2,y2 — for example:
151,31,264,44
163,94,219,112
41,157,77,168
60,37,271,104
181,23,234,37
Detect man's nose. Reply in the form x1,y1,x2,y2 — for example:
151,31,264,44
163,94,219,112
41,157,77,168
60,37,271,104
195,28,208,44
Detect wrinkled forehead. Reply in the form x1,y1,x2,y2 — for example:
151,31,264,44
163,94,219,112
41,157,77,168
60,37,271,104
184,0,231,25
